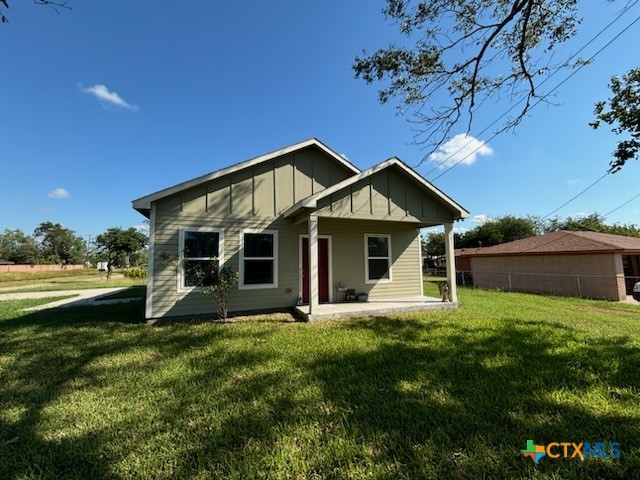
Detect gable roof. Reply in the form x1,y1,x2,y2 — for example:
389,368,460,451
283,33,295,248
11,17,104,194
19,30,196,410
456,230,640,257
132,138,360,215
283,157,469,219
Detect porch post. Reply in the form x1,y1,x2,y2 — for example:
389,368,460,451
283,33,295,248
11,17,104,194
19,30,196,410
308,215,319,314
444,222,458,303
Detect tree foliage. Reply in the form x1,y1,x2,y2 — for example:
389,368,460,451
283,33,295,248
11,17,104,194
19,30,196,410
590,67,640,173
95,227,147,280
354,0,584,159
423,213,640,256
34,221,85,264
457,215,539,248
544,212,640,237
0,229,41,264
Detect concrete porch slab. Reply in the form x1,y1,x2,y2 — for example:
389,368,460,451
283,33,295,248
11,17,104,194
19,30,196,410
294,295,457,321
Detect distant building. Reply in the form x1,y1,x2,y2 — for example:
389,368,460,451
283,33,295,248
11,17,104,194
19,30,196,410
0,259,15,265
456,230,640,301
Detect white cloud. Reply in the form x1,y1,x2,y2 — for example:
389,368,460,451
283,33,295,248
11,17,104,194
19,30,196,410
80,83,138,110
133,224,149,232
567,178,579,186
472,214,493,224
47,188,70,199
429,133,492,168
452,227,469,234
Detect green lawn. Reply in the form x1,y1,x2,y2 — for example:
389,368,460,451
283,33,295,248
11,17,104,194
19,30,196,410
0,269,145,292
0,289,639,479
95,286,146,301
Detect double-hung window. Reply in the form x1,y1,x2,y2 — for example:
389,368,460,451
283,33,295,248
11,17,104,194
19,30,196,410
178,228,224,290
365,234,392,283
240,229,278,289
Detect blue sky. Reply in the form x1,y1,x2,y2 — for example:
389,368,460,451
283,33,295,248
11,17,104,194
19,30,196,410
1,0,638,240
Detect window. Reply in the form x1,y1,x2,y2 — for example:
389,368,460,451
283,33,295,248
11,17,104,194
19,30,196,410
178,228,224,290
365,234,392,283
240,229,278,289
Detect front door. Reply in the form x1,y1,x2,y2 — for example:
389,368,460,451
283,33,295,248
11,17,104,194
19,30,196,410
301,237,330,303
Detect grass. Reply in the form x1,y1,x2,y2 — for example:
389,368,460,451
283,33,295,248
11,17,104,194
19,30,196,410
96,286,146,301
0,289,639,479
0,269,145,292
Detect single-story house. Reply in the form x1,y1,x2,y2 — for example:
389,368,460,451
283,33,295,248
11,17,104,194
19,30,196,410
133,139,468,320
456,230,640,301
0,259,15,265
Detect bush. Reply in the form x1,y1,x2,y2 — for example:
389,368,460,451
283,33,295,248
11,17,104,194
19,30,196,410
123,268,147,279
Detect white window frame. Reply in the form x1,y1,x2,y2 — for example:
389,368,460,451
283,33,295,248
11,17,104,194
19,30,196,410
364,233,392,284
239,229,278,290
177,227,224,292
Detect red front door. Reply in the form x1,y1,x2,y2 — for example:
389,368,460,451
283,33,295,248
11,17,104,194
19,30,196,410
302,237,329,304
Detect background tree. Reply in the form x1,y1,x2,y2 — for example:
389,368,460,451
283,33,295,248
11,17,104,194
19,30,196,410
590,67,640,173
544,212,640,236
457,215,539,248
354,0,586,159
1,0,70,25
0,229,40,264
95,227,147,280
33,221,85,264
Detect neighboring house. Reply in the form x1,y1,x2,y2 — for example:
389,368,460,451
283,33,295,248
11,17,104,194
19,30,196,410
456,230,640,301
0,259,15,265
133,139,468,320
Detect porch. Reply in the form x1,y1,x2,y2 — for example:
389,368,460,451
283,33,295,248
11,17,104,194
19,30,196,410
294,295,457,321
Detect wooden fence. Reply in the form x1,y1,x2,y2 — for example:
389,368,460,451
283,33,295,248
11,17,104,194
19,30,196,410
0,264,85,273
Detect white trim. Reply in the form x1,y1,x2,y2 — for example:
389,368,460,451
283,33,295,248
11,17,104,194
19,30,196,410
239,228,279,290
145,204,156,319
417,229,424,295
444,223,458,302
132,138,360,212
364,233,393,284
298,234,333,303
177,227,225,293
283,157,469,220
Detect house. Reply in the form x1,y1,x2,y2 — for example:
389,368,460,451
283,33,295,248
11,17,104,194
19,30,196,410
456,230,640,301
132,139,468,320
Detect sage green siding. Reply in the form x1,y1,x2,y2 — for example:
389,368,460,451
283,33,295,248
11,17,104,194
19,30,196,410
150,146,354,318
312,218,422,299
315,167,457,225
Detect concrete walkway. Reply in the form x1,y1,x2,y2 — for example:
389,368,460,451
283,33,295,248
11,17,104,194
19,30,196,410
0,288,140,311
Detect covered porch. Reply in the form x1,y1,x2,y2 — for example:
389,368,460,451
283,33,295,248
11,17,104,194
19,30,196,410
294,294,458,321
282,158,468,320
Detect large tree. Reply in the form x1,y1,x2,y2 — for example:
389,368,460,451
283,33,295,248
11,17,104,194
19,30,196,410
33,221,85,264
353,1,630,167
0,229,40,264
95,227,147,280
457,215,539,248
590,67,640,173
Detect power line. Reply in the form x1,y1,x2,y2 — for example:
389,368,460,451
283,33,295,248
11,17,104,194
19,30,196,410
603,192,640,218
422,0,640,177
429,12,640,183
543,172,609,218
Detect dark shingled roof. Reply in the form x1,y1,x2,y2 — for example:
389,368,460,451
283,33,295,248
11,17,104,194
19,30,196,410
455,230,640,257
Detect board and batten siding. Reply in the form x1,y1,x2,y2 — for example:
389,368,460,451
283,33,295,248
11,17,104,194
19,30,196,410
314,167,457,225
150,147,355,318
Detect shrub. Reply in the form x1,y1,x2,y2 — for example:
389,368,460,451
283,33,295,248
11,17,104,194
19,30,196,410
123,268,147,279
